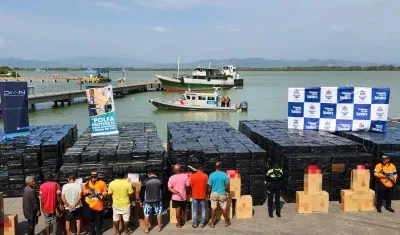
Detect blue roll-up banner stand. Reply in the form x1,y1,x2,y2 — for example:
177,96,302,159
0,82,30,139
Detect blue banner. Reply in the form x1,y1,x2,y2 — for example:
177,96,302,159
288,87,390,132
0,82,30,139
86,85,119,136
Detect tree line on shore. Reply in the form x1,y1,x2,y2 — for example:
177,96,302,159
3,64,400,72
0,66,20,77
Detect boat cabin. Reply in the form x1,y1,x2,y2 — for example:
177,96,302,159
179,91,220,107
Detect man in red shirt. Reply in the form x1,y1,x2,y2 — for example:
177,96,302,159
39,174,63,235
190,165,208,228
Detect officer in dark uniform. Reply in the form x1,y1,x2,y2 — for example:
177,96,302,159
266,163,284,218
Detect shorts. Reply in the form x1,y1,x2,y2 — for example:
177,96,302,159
210,193,227,209
144,201,163,216
112,207,130,222
171,200,186,210
43,212,57,226
64,207,83,221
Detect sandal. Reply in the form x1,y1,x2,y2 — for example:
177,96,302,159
143,229,149,234
225,221,231,227
192,224,198,228
208,223,215,228
200,224,206,228
157,227,163,232
176,223,182,228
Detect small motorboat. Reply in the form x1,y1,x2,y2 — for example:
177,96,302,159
149,88,248,112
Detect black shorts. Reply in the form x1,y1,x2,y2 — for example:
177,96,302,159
171,200,186,209
64,207,83,221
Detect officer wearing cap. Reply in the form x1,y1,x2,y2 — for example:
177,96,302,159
374,156,397,213
82,172,108,235
266,163,284,218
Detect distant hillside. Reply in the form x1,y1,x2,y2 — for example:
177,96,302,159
0,56,395,69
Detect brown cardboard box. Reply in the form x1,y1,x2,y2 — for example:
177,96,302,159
1,214,18,235
169,200,187,224
215,197,233,220
235,195,253,219
311,192,329,212
230,178,241,199
340,189,375,212
350,169,370,192
0,193,3,219
296,191,329,213
304,173,322,195
296,191,312,214
190,200,210,222
340,190,358,212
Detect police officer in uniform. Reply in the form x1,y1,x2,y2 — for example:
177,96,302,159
374,156,397,213
266,163,283,218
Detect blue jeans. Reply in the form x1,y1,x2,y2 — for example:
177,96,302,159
192,199,206,225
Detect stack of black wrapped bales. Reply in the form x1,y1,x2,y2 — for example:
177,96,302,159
0,124,78,197
239,120,373,202
59,122,166,187
167,121,267,205
338,122,400,199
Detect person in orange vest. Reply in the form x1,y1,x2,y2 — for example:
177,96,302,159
82,172,108,235
374,156,397,213
221,97,226,107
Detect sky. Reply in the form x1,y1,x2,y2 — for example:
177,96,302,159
0,0,399,63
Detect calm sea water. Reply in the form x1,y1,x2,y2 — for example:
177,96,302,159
1,70,399,142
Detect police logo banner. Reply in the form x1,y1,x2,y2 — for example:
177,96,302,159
287,87,390,132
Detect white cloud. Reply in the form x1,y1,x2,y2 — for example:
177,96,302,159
153,26,170,33
248,44,255,49
229,28,240,33
134,0,231,9
332,24,346,32
93,1,128,11
0,36,16,48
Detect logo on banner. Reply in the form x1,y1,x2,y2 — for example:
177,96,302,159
358,122,366,130
309,104,316,114
325,90,333,100
3,90,26,97
324,121,331,130
293,119,299,128
376,106,384,117
293,89,301,99
341,106,349,116
359,90,367,101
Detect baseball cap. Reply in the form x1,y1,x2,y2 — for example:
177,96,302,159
382,156,389,160
91,171,98,177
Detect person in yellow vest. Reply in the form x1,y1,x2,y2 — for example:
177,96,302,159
374,156,397,213
82,172,108,235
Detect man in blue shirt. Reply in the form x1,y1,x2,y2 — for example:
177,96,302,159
207,162,231,228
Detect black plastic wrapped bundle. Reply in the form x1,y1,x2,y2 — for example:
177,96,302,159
96,164,113,184
22,153,40,169
116,149,132,162
63,148,83,164
126,162,147,174
77,164,101,182
81,150,99,163
132,149,148,161
0,172,9,191
99,148,117,162
58,165,78,186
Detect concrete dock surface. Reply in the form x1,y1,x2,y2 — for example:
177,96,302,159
3,197,400,235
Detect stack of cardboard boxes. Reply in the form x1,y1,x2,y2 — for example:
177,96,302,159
341,165,375,212
296,165,329,213
0,192,18,235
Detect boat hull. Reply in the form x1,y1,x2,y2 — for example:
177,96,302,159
157,75,235,91
149,99,238,111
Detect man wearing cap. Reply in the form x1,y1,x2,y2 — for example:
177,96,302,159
374,156,397,213
82,172,108,235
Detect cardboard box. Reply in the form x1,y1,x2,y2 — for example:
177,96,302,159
0,214,18,235
215,197,233,220
304,173,322,195
235,195,253,219
340,190,358,212
296,191,329,213
350,169,370,192
230,178,241,199
189,200,210,222
340,189,375,212
169,200,187,224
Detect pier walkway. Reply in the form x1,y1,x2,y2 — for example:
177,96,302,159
0,81,164,108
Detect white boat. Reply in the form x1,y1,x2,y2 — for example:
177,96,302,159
149,88,248,111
